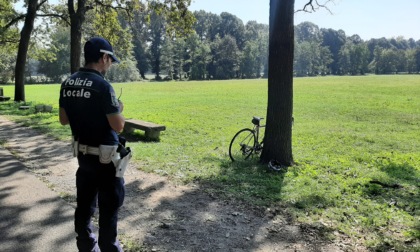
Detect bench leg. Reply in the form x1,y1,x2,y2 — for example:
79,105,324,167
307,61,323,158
124,126,135,134
145,130,160,140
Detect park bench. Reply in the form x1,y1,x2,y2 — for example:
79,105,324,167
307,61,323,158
0,88,11,101
124,119,166,140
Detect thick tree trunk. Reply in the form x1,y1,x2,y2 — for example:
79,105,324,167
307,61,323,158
260,0,294,166
14,0,38,102
69,0,87,73
70,20,82,73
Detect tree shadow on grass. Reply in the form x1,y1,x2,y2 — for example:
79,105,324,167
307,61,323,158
362,157,419,250
120,156,341,251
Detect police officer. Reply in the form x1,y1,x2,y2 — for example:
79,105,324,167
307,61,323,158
59,37,125,252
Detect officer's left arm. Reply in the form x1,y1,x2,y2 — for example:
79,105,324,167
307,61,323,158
59,107,69,125
104,85,125,133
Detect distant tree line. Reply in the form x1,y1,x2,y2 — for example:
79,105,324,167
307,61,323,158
294,22,420,76
1,9,420,84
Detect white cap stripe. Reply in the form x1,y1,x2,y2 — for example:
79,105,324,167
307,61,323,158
100,49,114,55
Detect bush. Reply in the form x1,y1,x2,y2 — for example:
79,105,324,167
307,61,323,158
107,59,141,82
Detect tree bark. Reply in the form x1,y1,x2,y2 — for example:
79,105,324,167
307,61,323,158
14,0,38,102
260,0,295,166
69,0,87,73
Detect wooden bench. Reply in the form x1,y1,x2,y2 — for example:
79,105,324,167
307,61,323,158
124,119,166,140
0,96,11,101
0,87,10,101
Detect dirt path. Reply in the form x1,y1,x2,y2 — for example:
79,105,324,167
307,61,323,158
0,115,353,252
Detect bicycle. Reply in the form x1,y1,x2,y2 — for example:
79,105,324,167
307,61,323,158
229,116,265,162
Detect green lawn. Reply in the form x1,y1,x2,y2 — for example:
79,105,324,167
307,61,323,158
1,75,419,251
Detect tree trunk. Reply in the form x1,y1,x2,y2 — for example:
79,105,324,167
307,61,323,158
260,0,294,166
69,0,87,74
14,0,38,102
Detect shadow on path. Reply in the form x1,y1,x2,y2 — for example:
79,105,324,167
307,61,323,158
0,148,77,252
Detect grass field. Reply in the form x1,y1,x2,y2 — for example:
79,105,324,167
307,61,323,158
1,75,419,251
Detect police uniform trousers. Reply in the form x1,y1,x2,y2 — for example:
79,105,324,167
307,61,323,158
75,154,125,252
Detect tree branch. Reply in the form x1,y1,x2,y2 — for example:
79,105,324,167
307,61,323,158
37,0,48,10
93,0,130,11
36,13,71,25
1,14,26,31
68,0,75,15
92,0,133,20
295,0,333,14
0,38,20,44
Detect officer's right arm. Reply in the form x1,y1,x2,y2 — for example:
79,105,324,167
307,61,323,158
59,107,69,125
107,114,125,133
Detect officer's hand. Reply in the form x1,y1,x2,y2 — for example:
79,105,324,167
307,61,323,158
118,100,124,113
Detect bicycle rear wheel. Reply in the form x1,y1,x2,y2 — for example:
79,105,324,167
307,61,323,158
229,128,256,162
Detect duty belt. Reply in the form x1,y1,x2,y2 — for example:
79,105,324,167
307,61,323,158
78,144,99,155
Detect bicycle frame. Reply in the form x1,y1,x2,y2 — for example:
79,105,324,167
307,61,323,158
253,123,265,150
251,117,265,146
229,116,265,162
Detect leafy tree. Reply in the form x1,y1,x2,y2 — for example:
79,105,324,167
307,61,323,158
338,41,369,75
210,35,240,79
244,21,262,42
240,40,260,78
405,49,417,74
160,37,175,79
371,48,402,74
415,48,420,73
91,10,133,59
160,37,190,80
107,59,141,82
348,34,363,44
395,49,408,73
321,28,346,74
295,41,317,76
0,45,16,83
3,0,62,100
187,34,211,80
38,26,71,83
0,0,18,83
0,0,20,44
318,45,333,75
130,9,150,79
219,12,245,49
367,37,393,63
295,40,332,76
149,11,166,80
67,0,195,74
390,36,410,50
244,21,269,78
193,10,217,41
172,38,188,80
295,21,321,43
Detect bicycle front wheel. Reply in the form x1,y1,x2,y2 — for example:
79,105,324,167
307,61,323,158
229,128,256,162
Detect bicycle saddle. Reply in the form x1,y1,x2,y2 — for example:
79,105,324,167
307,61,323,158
252,116,264,126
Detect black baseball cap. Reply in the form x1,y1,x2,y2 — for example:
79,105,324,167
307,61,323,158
84,37,120,63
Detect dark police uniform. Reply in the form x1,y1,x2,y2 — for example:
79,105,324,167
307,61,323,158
59,68,124,252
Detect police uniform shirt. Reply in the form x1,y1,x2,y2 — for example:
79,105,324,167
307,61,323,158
59,68,120,147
